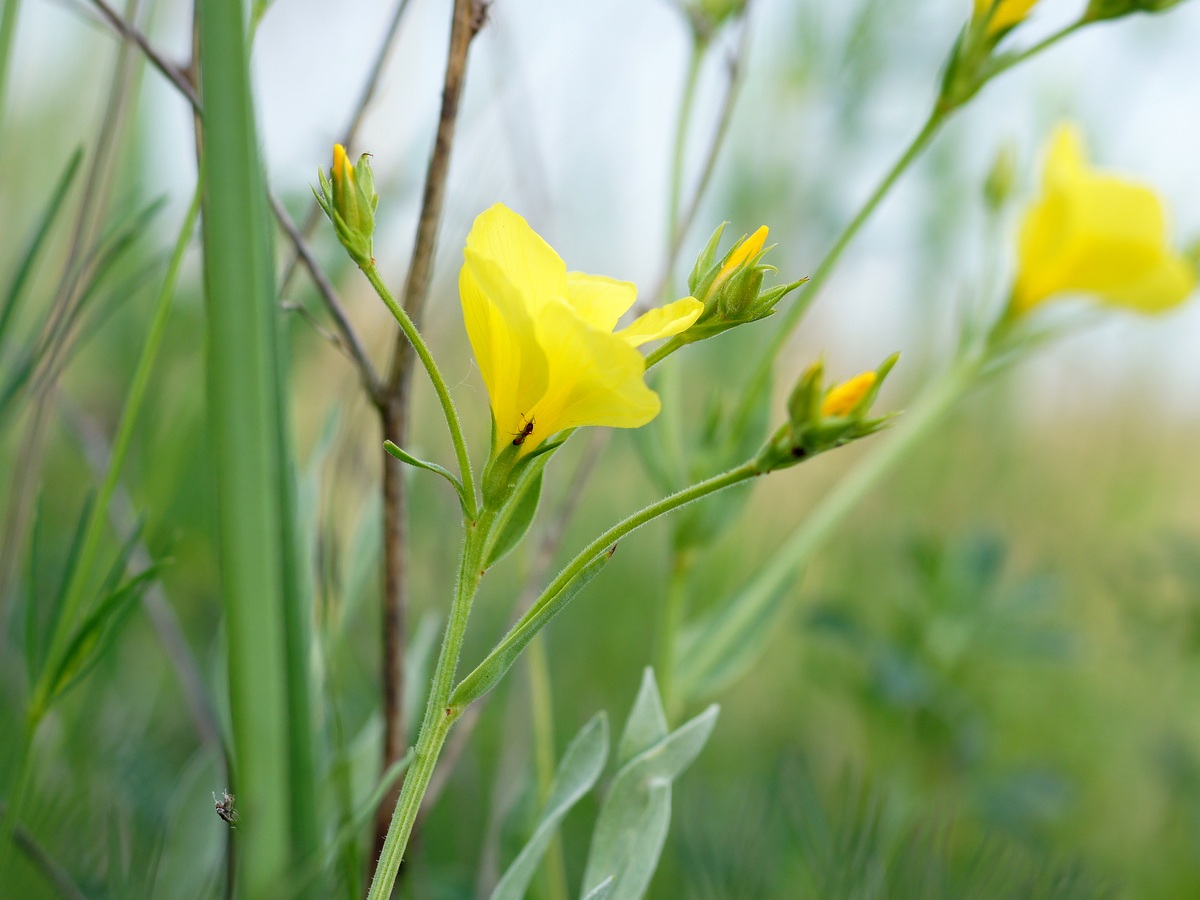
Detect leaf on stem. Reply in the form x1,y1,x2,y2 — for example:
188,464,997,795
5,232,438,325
449,548,615,709
490,712,609,900
384,440,470,515
581,692,720,899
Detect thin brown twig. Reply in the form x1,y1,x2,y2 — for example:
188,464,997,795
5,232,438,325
279,0,417,297
81,0,382,401
374,0,488,860
270,194,383,400
84,0,198,109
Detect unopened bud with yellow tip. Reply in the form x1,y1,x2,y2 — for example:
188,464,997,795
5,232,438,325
755,354,899,472
314,144,379,268
679,223,806,344
972,0,1040,35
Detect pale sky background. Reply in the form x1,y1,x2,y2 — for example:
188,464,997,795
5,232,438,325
11,0,1200,416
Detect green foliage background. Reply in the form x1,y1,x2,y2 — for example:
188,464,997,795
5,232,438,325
1,0,1198,897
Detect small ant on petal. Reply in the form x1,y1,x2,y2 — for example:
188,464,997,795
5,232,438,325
511,415,535,446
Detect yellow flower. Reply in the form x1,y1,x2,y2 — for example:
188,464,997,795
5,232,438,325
972,0,1039,33
460,204,703,456
1012,126,1196,315
821,372,877,418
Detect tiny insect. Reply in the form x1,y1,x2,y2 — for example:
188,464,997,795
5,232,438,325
213,790,238,827
511,415,535,446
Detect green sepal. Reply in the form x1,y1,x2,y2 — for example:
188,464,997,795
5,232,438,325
483,469,543,570
449,546,615,710
384,440,470,517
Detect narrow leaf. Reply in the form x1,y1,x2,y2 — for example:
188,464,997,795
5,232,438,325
491,712,610,900
384,440,469,514
450,548,614,709
581,705,720,899
45,564,161,706
0,147,83,343
580,875,615,900
616,669,668,768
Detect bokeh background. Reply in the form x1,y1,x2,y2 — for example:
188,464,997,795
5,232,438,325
2,0,1199,897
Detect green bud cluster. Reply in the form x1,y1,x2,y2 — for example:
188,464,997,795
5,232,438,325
755,354,899,472
680,223,806,344
314,144,378,269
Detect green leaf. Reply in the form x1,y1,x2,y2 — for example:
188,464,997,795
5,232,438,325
0,147,82,344
43,563,162,707
616,669,668,768
491,712,609,900
384,440,469,515
674,569,797,704
580,877,615,900
450,547,614,709
484,469,543,570
581,704,720,899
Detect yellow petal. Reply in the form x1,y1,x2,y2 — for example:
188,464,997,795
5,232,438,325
1013,125,1195,315
465,204,566,318
525,299,660,445
461,251,549,449
716,225,769,283
973,0,1039,33
564,272,637,331
616,297,703,347
821,372,876,418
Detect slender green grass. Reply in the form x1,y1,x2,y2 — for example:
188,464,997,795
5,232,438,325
197,0,318,892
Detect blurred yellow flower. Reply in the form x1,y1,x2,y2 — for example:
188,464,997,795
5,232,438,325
460,204,703,455
1012,126,1196,315
821,372,877,418
973,0,1039,33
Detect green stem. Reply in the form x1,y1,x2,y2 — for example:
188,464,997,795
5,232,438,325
366,509,493,900
545,463,756,622
364,264,478,516
452,460,764,711
993,22,1084,78
0,720,35,878
665,37,706,294
527,635,568,900
655,548,694,720
754,106,945,385
747,352,983,607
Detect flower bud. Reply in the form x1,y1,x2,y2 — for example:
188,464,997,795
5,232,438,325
756,354,899,472
314,144,379,268
1084,0,1191,20
984,141,1018,211
680,224,806,343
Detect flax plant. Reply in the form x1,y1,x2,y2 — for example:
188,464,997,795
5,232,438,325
311,167,899,894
